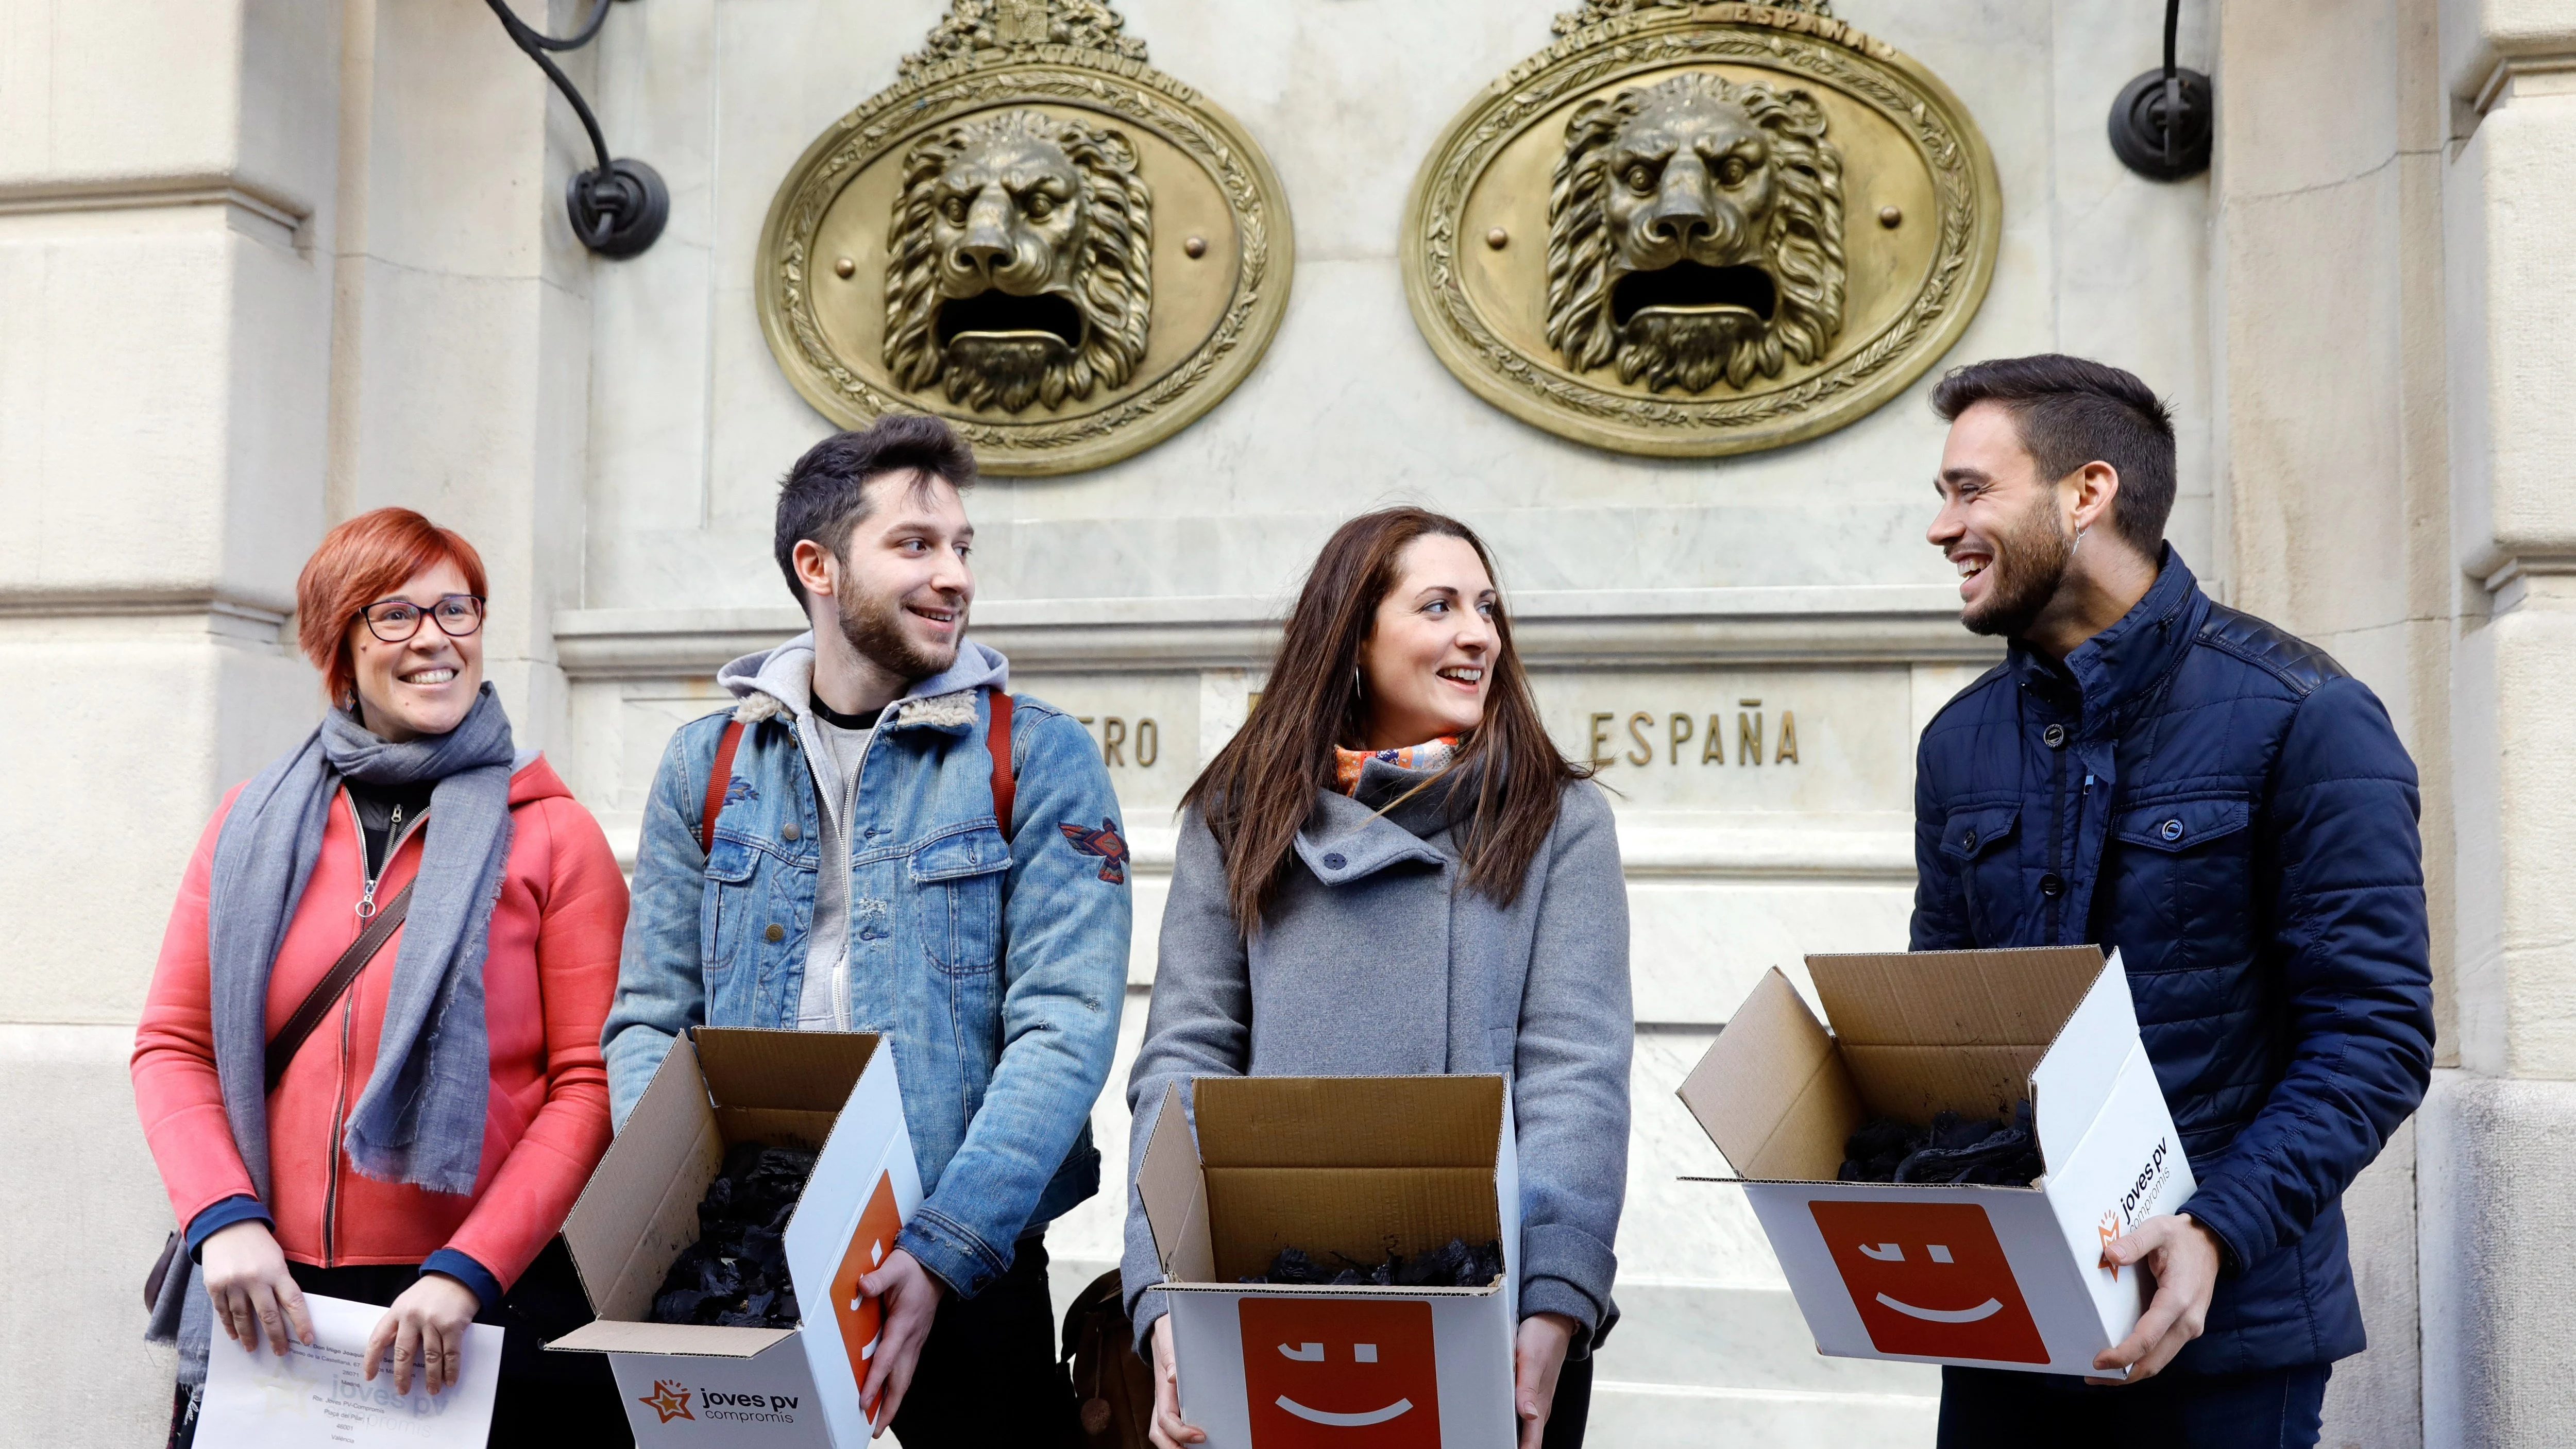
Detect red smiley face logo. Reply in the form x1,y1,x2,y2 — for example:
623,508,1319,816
829,1173,906,1414
1239,1298,1440,1447
1809,1200,2048,1363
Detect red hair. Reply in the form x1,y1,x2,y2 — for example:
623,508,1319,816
296,508,488,705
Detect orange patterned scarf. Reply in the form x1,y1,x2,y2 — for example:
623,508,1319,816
1333,736,1460,795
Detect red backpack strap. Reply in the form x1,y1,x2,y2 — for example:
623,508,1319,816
700,717,746,857
988,687,1017,833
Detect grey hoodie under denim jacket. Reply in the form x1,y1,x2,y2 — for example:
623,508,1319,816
602,634,1131,1298
1121,760,1632,1354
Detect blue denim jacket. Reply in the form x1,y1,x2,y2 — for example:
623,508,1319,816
602,635,1131,1298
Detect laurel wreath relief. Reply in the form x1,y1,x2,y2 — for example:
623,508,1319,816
764,45,1281,464
1409,5,1997,449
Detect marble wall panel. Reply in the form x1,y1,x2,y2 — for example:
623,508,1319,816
0,216,326,606
584,0,2218,621
1006,671,1204,822
558,4,2227,1431
1535,666,1916,815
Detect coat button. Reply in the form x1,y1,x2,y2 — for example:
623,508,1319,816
781,821,801,842
1961,829,1978,850
764,923,785,943
2039,872,2065,899
2042,723,2068,749
2161,819,2184,842
1321,852,1347,870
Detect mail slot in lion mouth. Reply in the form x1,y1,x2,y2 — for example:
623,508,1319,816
1609,261,1778,328
933,288,1090,352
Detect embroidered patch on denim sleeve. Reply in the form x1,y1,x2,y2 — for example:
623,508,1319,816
1057,819,1130,884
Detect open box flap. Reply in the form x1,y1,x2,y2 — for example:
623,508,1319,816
1193,1075,1503,1168
1160,1278,1501,1297
1203,1167,1501,1281
1146,1075,1512,1289
548,1318,798,1359
1676,967,1863,1182
692,1026,879,1110
1140,1080,1214,1283
561,1033,727,1325
1194,1076,1507,1282
1806,947,2105,1127
2027,948,2137,1169
697,1027,880,1153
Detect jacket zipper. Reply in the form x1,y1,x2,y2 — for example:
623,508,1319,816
325,791,429,1263
831,715,884,1033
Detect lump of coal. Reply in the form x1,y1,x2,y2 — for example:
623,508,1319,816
648,1141,817,1327
1838,1103,2043,1186
1236,1238,1505,1289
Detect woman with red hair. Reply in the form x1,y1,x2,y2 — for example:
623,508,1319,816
133,508,631,1444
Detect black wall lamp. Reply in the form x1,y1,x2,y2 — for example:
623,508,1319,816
486,0,669,257
2109,0,2212,180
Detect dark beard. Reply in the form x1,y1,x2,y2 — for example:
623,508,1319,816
836,585,959,684
1961,496,2075,639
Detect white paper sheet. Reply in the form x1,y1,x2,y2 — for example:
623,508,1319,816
197,1291,503,1448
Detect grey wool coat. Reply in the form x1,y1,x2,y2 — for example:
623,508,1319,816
1120,758,1633,1354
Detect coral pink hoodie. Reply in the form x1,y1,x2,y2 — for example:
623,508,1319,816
132,755,625,1292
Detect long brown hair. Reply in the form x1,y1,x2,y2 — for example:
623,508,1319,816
1183,508,1587,928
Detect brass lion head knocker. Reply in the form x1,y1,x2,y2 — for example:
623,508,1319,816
885,111,1154,413
1547,73,1845,394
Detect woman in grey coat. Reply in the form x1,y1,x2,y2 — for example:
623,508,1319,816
1122,507,1632,1449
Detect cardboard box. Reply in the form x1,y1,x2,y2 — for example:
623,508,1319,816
1139,1075,1520,1447
1677,947,2196,1376
549,1028,921,1445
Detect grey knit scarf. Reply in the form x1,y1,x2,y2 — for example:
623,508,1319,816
149,686,516,1377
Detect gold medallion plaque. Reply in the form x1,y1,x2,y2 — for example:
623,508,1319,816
756,1,1293,475
1402,1,2001,457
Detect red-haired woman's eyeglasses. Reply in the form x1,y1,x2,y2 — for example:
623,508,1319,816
357,594,486,644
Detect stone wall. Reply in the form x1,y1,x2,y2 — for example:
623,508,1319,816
565,0,2213,1437
13,0,2571,1442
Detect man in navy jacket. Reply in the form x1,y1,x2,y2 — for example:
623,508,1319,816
1911,355,2433,1446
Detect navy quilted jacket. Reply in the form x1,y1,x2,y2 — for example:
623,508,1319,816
1910,549,2433,1373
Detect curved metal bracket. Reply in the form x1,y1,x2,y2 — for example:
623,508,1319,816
2108,0,2212,181
485,0,669,257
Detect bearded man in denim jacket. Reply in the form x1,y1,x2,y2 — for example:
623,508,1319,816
603,415,1130,1444
1912,356,2432,1448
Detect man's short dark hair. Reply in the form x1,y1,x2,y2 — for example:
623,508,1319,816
1930,354,2177,555
774,414,978,604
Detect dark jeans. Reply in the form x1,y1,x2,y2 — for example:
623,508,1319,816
1939,1363,2330,1449
1543,1350,1595,1449
170,1240,630,1449
890,1232,1084,1446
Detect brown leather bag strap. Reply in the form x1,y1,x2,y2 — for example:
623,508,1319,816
263,881,413,1094
701,718,746,857
988,688,1016,834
